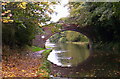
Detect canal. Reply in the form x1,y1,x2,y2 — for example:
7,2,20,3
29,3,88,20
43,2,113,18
45,41,120,77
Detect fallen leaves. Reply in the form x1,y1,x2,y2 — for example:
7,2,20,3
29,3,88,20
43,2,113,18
2,49,49,77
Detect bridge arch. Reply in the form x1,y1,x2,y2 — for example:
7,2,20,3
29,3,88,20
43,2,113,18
33,24,94,48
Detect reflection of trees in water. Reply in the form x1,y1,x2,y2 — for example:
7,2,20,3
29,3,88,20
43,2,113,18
54,43,90,66
50,49,120,77
74,49,120,77
66,43,89,64
58,59,70,64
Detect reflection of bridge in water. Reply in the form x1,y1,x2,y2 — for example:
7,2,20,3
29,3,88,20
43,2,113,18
33,23,95,48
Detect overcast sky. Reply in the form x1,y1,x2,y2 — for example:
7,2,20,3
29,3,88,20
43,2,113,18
50,0,69,22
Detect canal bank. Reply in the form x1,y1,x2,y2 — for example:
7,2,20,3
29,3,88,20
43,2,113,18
37,49,52,77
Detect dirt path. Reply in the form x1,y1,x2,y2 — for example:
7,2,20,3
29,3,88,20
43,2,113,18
2,50,45,77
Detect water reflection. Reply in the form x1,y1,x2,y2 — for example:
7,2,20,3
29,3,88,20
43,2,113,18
47,42,90,67
46,41,120,77
50,49,120,77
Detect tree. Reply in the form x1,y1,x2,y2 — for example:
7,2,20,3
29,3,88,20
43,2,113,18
63,2,120,44
2,2,55,48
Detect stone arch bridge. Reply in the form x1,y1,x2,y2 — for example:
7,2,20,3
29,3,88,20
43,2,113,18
33,23,95,48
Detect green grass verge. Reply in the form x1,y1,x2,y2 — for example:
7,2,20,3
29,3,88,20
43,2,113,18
30,46,45,52
45,46,52,49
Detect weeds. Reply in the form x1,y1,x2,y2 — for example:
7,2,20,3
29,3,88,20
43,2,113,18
37,49,52,77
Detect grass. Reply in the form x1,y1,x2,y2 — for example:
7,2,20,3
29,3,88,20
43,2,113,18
30,46,45,52
45,46,52,49
42,49,52,59
37,49,52,77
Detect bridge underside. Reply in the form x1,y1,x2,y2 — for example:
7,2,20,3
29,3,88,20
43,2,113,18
32,24,95,48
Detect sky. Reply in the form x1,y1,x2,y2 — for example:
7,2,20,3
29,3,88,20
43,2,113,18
50,0,69,22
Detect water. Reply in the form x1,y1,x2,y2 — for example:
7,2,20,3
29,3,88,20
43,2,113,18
47,43,90,67
46,41,120,77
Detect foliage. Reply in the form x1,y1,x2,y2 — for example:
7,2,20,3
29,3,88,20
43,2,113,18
2,2,55,48
2,2,53,24
38,49,52,77
49,33,62,43
49,31,89,43
63,2,120,45
93,42,120,51
66,31,81,42
41,49,52,59
58,37,67,43
38,60,50,77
